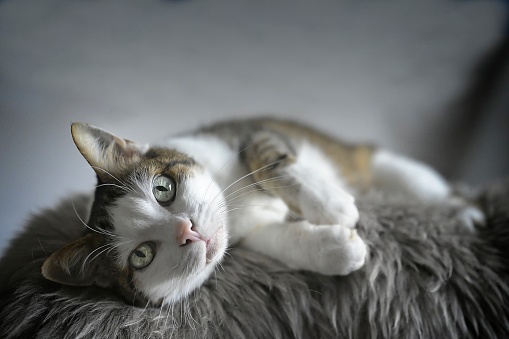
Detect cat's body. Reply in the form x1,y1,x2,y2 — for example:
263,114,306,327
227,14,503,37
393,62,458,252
41,117,483,306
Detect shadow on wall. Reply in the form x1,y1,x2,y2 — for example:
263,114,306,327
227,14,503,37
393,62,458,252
433,34,509,184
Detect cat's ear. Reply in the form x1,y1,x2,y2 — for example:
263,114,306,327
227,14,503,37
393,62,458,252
71,122,146,178
41,234,98,286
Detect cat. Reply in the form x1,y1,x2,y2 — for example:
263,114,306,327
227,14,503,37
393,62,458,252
41,117,484,307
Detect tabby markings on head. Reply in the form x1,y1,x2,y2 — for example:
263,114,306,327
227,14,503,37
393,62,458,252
41,123,228,306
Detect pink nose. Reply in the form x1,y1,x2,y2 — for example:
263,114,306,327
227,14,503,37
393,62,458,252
176,219,203,246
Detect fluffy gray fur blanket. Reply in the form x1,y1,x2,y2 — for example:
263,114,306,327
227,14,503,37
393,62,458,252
1,180,509,339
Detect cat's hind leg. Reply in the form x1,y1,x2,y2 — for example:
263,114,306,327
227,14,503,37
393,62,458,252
371,149,485,229
371,149,450,201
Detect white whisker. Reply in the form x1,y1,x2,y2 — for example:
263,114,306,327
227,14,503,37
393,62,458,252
71,199,118,238
218,175,288,207
80,240,132,275
215,182,300,216
202,144,255,201
211,158,286,205
95,183,130,192
91,166,140,196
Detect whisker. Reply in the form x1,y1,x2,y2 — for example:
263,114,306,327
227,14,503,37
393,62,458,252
163,296,173,331
202,144,255,201
216,202,301,222
222,249,232,258
216,182,300,214
37,237,48,255
214,176,292,215
71,199,118,238
80,243,111,275
217,261,226,273
134,297,151,316
90,166,127,186
211,158,286,205
218,175,289,207
95,183,131,192
155,296,166,330
31,247,37,269
91,166,141,196
80,240,132,275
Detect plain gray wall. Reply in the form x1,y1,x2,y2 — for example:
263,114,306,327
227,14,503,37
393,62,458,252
0,0,506,253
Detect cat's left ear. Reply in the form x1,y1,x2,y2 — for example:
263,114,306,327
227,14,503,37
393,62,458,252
41,234,99,286
71,123,147,178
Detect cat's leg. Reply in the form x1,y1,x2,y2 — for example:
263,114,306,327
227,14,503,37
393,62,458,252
235,131,366,275
238,216,366,276
226,191,365,276
242,130,359,228
371,149,485,229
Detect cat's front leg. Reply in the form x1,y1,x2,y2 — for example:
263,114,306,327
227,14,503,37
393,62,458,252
240,220,367,276
294,172,359,228
243,131,359,228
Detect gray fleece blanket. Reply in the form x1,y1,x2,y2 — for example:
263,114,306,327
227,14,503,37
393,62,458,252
1,180,509,339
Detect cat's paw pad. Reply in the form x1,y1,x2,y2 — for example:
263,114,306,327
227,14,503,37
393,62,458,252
299,189,359,228
313,225,366,276
457,205,486,231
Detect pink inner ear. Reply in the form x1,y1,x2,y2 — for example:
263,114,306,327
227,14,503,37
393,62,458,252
118,138,144,158
71,122,144,178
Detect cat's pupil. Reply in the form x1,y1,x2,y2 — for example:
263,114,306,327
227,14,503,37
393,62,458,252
156,186,168,192
134,250,146,258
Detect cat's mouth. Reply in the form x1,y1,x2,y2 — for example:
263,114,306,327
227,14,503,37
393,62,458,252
205,226,225,264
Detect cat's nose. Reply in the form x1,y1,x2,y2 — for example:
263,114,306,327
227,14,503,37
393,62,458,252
176,219,203,246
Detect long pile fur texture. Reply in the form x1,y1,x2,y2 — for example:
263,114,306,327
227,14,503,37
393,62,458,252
1,180,509,339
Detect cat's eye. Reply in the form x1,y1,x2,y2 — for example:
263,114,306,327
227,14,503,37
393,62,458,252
152,175,176,205
129,242,155,270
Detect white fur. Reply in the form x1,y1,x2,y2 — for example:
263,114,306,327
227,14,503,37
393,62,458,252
288,142,359,228
227,193,288,244
241,220,366,276
162,135,246,192
372,149,451,201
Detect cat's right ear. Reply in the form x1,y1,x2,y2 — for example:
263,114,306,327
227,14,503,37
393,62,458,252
71,123,147,179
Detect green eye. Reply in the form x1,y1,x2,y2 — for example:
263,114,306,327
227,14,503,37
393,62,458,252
129,242,155,269
152,175,176,205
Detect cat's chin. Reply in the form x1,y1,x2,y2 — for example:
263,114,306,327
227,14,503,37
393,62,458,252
159,258,223,306
153,227,227,306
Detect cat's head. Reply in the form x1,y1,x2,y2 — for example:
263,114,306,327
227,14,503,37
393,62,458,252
41,123,228,306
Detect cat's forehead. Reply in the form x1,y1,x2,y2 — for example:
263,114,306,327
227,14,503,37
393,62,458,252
101,147,200,184
141,147,199,179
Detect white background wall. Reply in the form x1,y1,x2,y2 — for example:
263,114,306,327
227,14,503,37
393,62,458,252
0,0,506,252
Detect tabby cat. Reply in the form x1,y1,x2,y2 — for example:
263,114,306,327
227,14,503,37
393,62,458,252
41,117,483,306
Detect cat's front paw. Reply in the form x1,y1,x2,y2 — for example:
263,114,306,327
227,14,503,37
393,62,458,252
299,188,359,228
312,225,367,276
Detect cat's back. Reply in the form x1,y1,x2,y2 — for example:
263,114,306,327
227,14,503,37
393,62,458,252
196,117,374,187
196,117,361,148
